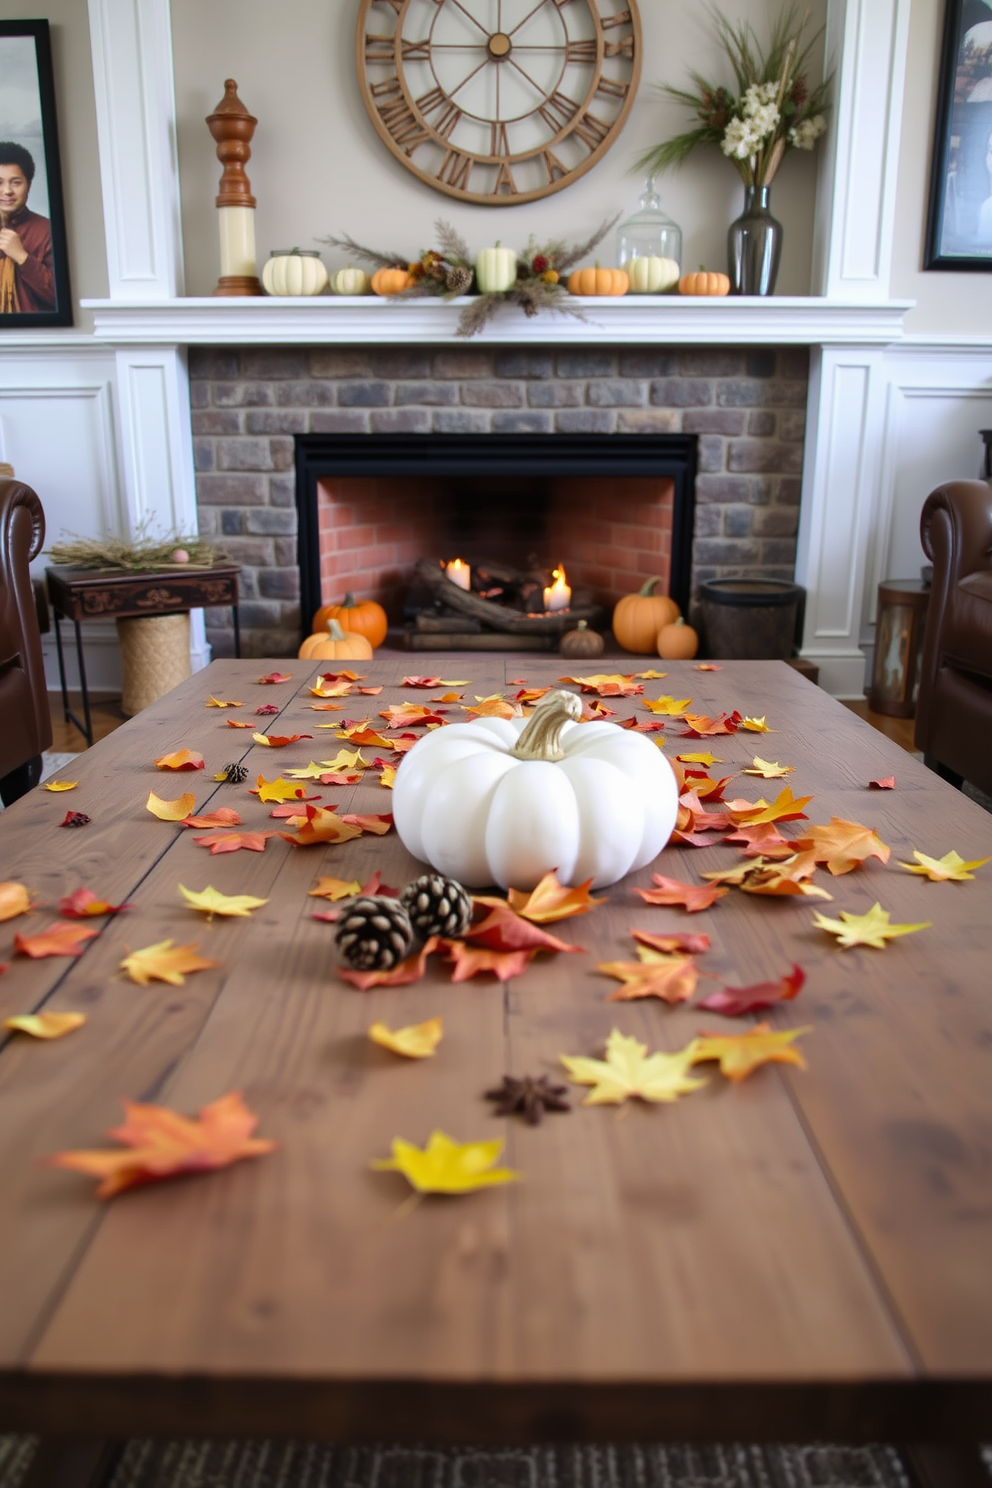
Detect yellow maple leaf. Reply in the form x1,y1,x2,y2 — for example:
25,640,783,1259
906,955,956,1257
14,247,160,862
369,1017,444,1059
119,939,220,986
462,696,520,719
4,1012,86,1039
560,1028,706,1106
282,761,328,780
371,1130,519,1194
205,696,244,708
728,786,812,825
0,882,32,921
676,751,723,767
634,669,668,679
309,680,353,698
744,756,793,778
897,849,991,883
687,1023,810,1081
43,779,78,792
379,765,397,789
253,775,308,803
308,876,361,901
642,694,692,716
146,790,197,821
597,956,698,1004
179,884,269,919
741,716,775,732
812,902,930,949
318,748,368,772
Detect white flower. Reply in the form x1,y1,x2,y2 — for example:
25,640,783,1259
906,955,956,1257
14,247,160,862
721,116,762,160
749,102,781,138
788,114,827,150
742,81,779,114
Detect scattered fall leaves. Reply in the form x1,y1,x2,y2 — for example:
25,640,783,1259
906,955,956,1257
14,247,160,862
147,791,197,821
632,928,711,956
179,884,269,919
697,964,806,1016
4,1012,86,1039
688,1023,809,1080
897,849,991,882
371,1130,519,1195
465,902,582,954
812,902,930,949
154,750,204,771
634,874,728,913
680,711,742,737
279,805,364,847
15,922,99,958
369,1018,443,1059
194,831,277,855
726,787,812,826
498,870,605,923
561,1028,706,1106
58,888,131,918
308,876,362,902
442,940,536,983
597,955,698,1004
252,776,309,803
120,940,220,986
792,818,891,875
181,808,243,829
643,694,692,716
252,732,312,748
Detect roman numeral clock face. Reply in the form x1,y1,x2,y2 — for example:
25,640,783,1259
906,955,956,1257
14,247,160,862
357,0,641,203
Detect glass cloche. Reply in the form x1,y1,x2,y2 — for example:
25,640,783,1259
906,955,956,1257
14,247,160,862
617,177,682,287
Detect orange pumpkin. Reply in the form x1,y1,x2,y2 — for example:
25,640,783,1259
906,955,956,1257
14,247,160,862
678,270,730,297
566,265,629,297
371,267,414,296
313,592,388,649
657,617,699,660
612,578,681,654
298,618,374,661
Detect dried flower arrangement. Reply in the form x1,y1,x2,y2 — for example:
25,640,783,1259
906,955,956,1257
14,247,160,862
637,3,830,189
321,218,618,338
48,517,226,572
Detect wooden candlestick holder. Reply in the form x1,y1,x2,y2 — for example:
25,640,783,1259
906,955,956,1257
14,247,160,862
206,79,263,296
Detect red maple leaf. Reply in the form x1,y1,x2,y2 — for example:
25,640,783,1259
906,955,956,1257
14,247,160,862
697,963,806,1016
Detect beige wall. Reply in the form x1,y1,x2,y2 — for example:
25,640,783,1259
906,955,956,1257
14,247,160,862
0,0,107,326
170,0,827,298
891,0,992,337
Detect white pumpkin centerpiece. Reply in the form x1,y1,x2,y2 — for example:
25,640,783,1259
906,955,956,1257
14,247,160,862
393,689,679,890
262,248,329,297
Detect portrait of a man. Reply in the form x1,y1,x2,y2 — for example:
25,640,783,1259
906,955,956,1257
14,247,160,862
0,141,55,312
928,0,992,267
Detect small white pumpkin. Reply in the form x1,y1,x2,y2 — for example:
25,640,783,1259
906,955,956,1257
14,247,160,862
626,255,681,294
475,242,518,294
332,265,371,296
392,690,679,890
262,249,329,297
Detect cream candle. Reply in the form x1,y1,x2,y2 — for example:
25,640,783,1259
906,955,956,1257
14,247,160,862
544,565,571,612
445,558,471,591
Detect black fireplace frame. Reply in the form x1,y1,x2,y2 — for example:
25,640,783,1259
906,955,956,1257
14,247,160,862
294,433,697,638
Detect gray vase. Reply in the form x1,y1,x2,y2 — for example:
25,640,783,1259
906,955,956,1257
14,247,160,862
728,185,782,296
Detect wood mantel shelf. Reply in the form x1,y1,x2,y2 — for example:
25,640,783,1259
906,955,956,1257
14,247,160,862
81,296,913,346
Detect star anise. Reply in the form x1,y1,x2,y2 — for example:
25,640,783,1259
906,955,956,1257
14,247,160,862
485,1074,571,1126
59,811,91,828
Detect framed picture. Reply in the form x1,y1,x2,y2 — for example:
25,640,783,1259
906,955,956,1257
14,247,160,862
926,0,992,270
0,20,71,325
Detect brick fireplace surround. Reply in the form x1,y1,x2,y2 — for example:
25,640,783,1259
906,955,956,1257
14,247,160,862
188,343,809,658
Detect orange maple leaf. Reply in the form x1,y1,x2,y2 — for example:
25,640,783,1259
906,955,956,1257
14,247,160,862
319,771,362,786
258,672,292,684
338,812,394,835
632,928,711,955
58,888,132,918
461,698,520,719
465,902,583,954
679,711,742,737
688,1022,810,1081
47,1091,276,1199
318,670,364,682
15,921,100,958
502,870,606,922
154,749,204,771
634,874,728,913
598,956,698,1004
0,882,33,921
180,808,243,829
278,806,364,846
309,702,345,712
723,821,795,858
338,936,440,990
337,728,394,748
726,787,813,825
441,940,537,983
194,831,277,854
252,732,312,747
205,696,244,708
225,719,256,728
120,939,220,986
310,681,352,699
791,817,891,875
380,703,446,726
701,853,832,900
557,674,643,697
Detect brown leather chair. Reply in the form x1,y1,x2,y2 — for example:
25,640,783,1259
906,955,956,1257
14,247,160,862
915,479,992,794
0,478,52,805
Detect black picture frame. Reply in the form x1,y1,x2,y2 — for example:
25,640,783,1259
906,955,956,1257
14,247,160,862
0,20,71,325
925,0,992,270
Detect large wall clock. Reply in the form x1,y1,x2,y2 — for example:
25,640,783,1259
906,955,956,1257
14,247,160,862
356,0,641,205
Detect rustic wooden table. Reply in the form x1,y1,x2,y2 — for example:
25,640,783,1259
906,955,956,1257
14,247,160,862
0,659,990,1481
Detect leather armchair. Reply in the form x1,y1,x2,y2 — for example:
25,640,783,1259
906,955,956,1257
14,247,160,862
915,479,992,794
0,478,52,805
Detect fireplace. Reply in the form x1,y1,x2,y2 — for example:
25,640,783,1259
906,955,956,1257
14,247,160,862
294,433,697,646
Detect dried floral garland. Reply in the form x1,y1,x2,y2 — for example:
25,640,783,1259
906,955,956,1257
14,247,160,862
48,517,226,572
320,217,618,338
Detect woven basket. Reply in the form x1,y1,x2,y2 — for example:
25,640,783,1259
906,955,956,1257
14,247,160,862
117,613,191,715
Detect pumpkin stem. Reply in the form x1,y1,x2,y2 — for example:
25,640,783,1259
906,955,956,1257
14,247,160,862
576,620,588,631
638,577,663,597
341,592,356,607
326,619,348,640
510,689,582,762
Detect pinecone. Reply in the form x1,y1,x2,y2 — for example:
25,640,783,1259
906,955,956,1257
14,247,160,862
335,896,414,971
400,873,472,939
446,264,473,295
222,762,248,784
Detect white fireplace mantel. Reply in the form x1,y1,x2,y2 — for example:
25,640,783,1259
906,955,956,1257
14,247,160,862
80,296,913,348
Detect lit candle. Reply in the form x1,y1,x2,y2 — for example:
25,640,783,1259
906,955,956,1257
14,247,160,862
445,558,471,591
544,564,571,612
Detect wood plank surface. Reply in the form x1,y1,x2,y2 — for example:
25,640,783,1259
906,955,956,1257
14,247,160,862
0,658,990,1443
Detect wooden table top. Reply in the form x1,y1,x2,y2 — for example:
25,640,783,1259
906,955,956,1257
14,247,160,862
1,658,990,1446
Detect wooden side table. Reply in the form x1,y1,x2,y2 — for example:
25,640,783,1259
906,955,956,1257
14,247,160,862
45,565,241,744
868,578,929,718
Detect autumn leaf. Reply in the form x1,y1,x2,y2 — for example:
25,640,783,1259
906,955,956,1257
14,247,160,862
513,686,552,703
194,831,276,854
146,790,197,821
634,874,728,913
318,748,369,773
310,680,352,698
336,728,395,748
58,888,132,918
688,1023,810,1081
339,936,440,990
429,692,464,703
47,1091,275,1199
258,672,292,684
723,821,795,858
812,902,930,949
561,1028,706,1106
740,716,775,733
501,870,606,923
252,732,312,748
0,882,32,921
632,928,711,956
461,697,520,720
252,775,309,803
339,812,394,835
389,736,419,754
379,765,397,789
43,779,78,792
268,799,320,818
311,908,340,923
897,849,991,883
402,675,470,687
701,852,831,900
598,955,698,1004
697,964,806,1016
6,1012,84,1044
359,870,398,898
255,704,280,715
371,1130,519,1195
283,761,333,780
465,902,582,954
179,884,269,919
317,670,365,682
727,786,812,826
694,662,722,671
206,696,244,708
120,939,220,986
744,757,793,778
309,876,361,902
691,774,735,801
868,776,895,790
279,806,364,846
680,711,742,737
180,808,243,829
59,811,92,828
225,719,255,728
369,1017,443,1059
558,674,644,697
154,749,204,771
357,685,383,695
643,694,692,716
381,702,448,727
676,752,723,767
792,817,890,875
584,699,618,718
635,669,669,679
15,922,99,958
442,941,537,983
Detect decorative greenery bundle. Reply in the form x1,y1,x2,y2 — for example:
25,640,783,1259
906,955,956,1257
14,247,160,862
637,2,830,190
48,517,226,571
321,217,618,338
